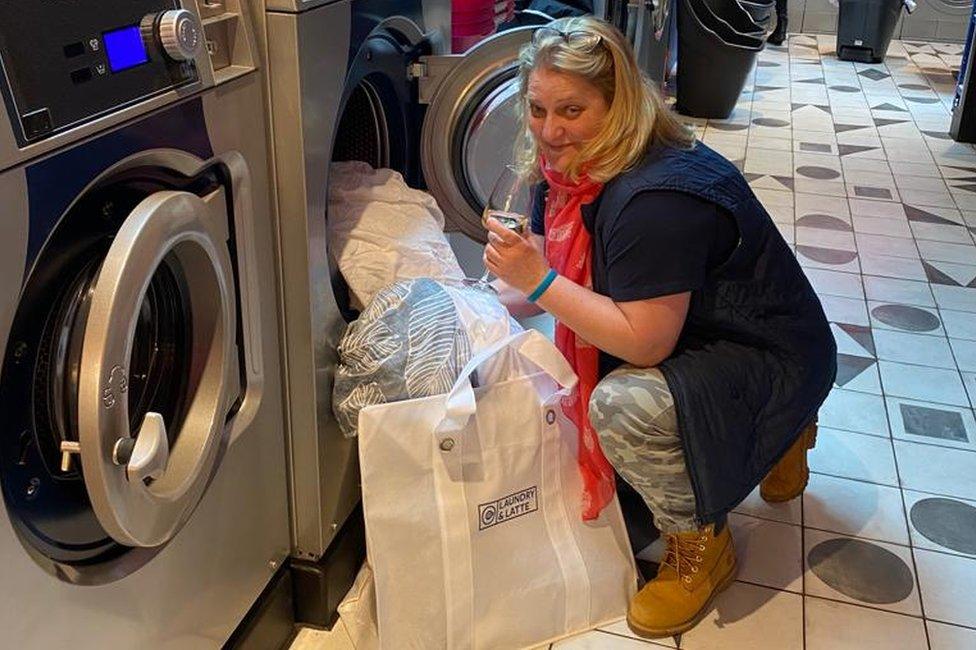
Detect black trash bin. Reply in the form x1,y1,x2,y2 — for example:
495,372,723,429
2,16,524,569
837,0,916,63
676,0,764,118
738,0,775,33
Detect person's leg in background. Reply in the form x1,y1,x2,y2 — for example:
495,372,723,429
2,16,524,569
768,0,789,45
589,366,737,639
761,417,818,501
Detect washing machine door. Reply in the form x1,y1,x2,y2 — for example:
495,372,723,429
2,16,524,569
420,27,535,243
74,188,237,548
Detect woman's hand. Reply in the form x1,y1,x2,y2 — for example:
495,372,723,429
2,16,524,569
484,218,688,367
484,218,550,295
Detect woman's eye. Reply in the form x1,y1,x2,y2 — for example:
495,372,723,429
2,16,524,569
530,105,545,118
565,106,582,117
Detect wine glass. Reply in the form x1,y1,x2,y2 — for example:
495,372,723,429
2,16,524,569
464,165,532,291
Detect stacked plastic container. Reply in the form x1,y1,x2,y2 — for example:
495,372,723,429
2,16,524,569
737,0,775,34
676,0,765,119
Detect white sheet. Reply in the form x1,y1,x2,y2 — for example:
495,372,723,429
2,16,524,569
328,161,466,310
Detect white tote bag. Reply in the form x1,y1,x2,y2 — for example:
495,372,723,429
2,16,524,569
357,330,637,649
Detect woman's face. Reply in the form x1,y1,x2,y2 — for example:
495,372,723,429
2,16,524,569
526,66,610,174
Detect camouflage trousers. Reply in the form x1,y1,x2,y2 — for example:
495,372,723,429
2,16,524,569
589,365,699,534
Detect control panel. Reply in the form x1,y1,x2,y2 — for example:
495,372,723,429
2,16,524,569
0,0,205,145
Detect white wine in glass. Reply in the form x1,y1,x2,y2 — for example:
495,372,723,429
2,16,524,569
465,166,532,290
482,209,529,236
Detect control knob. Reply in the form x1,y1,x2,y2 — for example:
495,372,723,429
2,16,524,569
156,9,203,61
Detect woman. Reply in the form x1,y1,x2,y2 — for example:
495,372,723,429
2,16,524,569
486,15,835,639
769,0,789,45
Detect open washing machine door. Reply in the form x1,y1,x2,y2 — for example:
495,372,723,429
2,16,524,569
0,156,244,569
74,187,238,548
415,26,536,242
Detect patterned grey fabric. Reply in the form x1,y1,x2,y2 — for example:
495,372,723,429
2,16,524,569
333,278,515,438
589,365,700,533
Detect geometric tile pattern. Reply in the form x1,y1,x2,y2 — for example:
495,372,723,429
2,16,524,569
796,214,852,230
859,69,891,82
906,205,960,225
927,261,976,287
910,497,976,555
837,322,876,355
836,353,877,386
807,537,916,604
871,304,942,332
900,403,969,442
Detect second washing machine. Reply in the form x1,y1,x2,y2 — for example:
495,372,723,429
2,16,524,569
259,0,537,617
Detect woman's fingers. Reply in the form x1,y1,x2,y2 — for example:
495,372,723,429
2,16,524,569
485,243,503,266
486,217,524,245
486,233,547,295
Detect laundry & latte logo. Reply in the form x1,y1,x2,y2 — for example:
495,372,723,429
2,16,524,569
478,486,538,530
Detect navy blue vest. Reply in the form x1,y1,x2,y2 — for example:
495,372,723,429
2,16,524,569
593,142,837,524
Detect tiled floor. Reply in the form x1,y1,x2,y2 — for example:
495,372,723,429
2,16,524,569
292,33,976,650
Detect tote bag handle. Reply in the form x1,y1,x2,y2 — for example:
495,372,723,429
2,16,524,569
436,330,577,438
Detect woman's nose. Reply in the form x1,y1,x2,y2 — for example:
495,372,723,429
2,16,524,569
541,117,563,143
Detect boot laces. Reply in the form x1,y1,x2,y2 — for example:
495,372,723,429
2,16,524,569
663,532,707,584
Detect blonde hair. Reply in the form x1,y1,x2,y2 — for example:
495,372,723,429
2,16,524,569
513,15,695,184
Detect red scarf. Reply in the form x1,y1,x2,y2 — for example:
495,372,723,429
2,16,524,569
539,160,617,520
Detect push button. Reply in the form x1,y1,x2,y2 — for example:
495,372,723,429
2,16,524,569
63,42,85,58
71,67,93,84
21,109,52,139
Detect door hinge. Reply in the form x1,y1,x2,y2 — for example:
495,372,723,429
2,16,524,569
410,54,463,105
407,62,427,80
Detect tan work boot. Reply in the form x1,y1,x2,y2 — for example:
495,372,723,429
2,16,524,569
760,420,818,503
626,523,738,639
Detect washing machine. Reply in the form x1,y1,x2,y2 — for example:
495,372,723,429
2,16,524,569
0,0,289,646
900,0,971,42
257,0,537,614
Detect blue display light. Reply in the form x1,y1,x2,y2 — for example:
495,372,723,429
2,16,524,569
103,25,149,73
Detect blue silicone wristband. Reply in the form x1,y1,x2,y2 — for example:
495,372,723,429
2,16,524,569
527,269,558,303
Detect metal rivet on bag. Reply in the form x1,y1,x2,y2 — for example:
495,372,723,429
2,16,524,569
439,438,455,452
546,410,556,425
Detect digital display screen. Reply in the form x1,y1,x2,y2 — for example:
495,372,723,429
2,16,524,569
103,25,149,72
